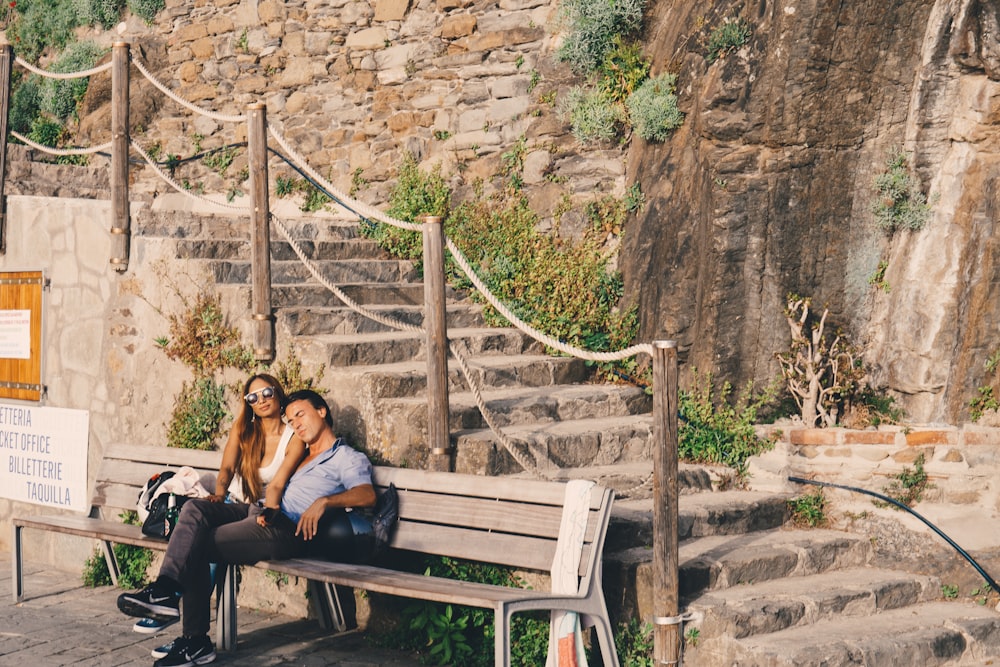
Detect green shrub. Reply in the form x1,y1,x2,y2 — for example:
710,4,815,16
127,0,164,23
360,152,450,261
156,290,255,378
614,619,653,667
75,0,125,28
706,17,751,63
372,556,549,666
679,369,778,482
872,149,931,233
7,0,82,64
167,376,228,450
10,75,42,135
27,114,64,147
41,40,106,121
626,73,683,142
556,0,646,75
561,85,625,144
787,489,826,527
598,37,650,103
875,453,932,509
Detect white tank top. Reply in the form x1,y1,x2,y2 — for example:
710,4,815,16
227,425,294,503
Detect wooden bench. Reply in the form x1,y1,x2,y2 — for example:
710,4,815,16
12,444,620,667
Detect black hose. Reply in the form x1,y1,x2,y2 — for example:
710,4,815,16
788,475,999,592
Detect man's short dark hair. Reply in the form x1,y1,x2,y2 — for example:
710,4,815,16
284,389,334,428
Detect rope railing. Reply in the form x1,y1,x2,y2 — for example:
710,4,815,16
12,132,111,156
14,55,112,79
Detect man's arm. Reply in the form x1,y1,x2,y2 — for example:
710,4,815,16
295,483,377,540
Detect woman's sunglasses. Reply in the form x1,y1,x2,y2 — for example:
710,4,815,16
244,386,275,405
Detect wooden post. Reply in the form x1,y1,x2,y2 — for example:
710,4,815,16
652,340,680,665
0,43,11,255
247,102,274,361
422,214,451,472
109,42,130,272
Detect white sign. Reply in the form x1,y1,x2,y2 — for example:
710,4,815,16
0,404,89,512
0,309,31,359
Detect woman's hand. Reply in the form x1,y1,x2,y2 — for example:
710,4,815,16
207,493,226,503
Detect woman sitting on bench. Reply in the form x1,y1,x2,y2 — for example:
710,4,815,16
135,374,307,657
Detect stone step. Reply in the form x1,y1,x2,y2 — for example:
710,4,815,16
325,354,591,400
695,601,1000,667
270,282,450,308
277,303,486,336
174,238,388,261
688,567,941,642
452,414,654,476
295,327,542,368
213,258,419,285
604,528,873,616
607,490,791,553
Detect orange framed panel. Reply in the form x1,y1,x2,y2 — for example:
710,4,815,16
0,271,43,401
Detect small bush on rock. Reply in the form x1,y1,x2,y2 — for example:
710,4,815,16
626,73,683,142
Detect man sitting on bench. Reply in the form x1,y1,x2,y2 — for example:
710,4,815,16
117,389,377,667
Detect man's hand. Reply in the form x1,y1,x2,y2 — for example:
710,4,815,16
295,498,328,540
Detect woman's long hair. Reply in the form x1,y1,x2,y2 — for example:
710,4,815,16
235,373,287,502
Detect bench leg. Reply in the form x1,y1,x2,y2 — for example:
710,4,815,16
216,564,238,651
100,539,120,587
12,524,23,603
591,613,621,667
494,606,511,667
308,580,347,633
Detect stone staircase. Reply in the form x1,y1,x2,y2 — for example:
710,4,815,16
144,205,1000,666
609,477,1000,666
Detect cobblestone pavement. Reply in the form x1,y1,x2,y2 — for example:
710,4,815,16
0,551,423,666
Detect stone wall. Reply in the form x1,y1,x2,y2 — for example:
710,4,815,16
75,0,627,224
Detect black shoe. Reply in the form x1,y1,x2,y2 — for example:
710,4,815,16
117,581,180,621
153,634,216,667
151,637,177,659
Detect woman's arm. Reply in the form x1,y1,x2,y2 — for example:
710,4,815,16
211,420,243,502
260,433,307,510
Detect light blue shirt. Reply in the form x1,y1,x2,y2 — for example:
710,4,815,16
279,438,373,523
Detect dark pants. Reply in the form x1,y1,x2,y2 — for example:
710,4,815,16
160,498,306,637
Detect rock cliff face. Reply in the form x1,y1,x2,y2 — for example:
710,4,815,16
623,0,1000,423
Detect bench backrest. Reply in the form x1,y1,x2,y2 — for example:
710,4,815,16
373,467,614,580
95,444,223,517
97,444,614,582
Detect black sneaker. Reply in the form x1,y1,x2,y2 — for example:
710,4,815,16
151,637,177,659
153,634,216,667
117,581,180,621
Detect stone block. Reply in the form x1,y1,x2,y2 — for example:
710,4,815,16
346,27,388,50
374,0,410,22
258,0,286,22
278,59,318,87
436,0,471,10
490,74,530,99
178,61,201,83
854,447,889,462
892,447,933,464
940,449,964,463
905,429,955,446
234,75,270,94
488,96,530,122
206,16,234,34
822,447,853,458
387,111,416,132
789,428,840,446
843,430,898,445
175,23,209,42
961,428,1000,446
305,32,333,55
374,44,412,70
441,14,477,39
179,83,216,102
283,31,306,56
189,37,216,59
